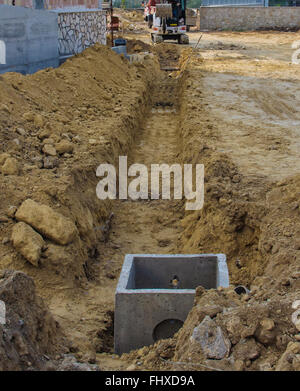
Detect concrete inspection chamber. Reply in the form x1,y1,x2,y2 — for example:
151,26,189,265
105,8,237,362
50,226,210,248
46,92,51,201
114,254,229,354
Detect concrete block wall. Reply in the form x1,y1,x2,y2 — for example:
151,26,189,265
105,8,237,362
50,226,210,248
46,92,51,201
57,10,106,56
0,5,59,74
199,6,300,31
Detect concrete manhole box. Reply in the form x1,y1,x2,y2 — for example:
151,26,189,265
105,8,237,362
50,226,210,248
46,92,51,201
114,254,229,354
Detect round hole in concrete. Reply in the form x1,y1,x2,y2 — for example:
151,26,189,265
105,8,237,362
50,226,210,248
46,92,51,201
152,319,184,342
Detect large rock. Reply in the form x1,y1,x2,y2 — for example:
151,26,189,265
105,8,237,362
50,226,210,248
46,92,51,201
191,316,231,360
15,199,77,245
11,222,44,266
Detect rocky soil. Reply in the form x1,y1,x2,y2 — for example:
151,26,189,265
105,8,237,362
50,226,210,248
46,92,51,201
0,27,299,371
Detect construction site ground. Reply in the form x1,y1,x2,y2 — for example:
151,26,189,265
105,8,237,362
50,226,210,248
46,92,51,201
0,13,299,371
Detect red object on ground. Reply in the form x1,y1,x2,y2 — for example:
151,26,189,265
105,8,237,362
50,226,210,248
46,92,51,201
108,16,119,31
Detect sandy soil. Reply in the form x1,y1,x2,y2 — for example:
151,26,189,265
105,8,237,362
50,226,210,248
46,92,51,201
0,14,300,371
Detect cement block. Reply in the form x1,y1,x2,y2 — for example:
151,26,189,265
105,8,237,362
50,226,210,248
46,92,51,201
114,254,229,354
0,5,59,75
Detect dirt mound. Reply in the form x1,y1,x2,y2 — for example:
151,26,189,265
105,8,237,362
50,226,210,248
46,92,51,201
0,43,160,357
126,39,152,54
0,44,157,291
0,270,67,370
122,287,300,371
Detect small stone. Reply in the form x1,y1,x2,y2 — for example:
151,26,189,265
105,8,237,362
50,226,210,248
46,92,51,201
232,175,240,183
56,140,74,154
11,222,44,266
281,278,290,287
292,300,300,310
16,127,26,136
38,129,51,140
1,157,19,175
43,144,57,156
73,135,81,143
34,114,44,127
13,138,20,146
234,359,244,371
0,103,11,113
260,318,275,331
126,364,136,371
291,309,300,332
234,338,260,361
0,153,11,166
23,112,35,122
43,156,59,169
2,237,9,245
259,362,272,371
61,133,72,141
88,139,97,145
42,138,55,145
201,305,223,318
255,318,276,345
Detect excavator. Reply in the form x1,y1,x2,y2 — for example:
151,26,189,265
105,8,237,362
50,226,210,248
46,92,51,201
144,0,189,44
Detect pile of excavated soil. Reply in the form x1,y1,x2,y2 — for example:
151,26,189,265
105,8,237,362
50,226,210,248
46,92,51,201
122,287,300,371
125,39,152,54
0,44,160,360
0,44,157,290
0,270,65,370
115,9,146,34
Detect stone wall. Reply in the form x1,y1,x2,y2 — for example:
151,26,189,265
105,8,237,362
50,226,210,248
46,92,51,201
199,6,300,31
58,10,106,57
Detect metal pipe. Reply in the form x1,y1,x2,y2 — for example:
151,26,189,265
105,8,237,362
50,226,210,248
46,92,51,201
234,285,250,295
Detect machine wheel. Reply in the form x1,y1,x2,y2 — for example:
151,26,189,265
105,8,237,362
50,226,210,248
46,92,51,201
178,34,189,45
153,34,164,44
148,14,153,28
162,18,166,34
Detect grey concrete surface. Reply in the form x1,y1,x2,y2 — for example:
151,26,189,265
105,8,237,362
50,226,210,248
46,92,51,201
115,254,229,354
0,5,58,74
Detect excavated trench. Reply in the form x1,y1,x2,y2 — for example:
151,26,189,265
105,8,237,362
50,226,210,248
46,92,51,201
2,40,298,371
95,49,186,360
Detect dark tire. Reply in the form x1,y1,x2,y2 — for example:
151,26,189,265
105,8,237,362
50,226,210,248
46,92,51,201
162,18,166,34
148,14,153,29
